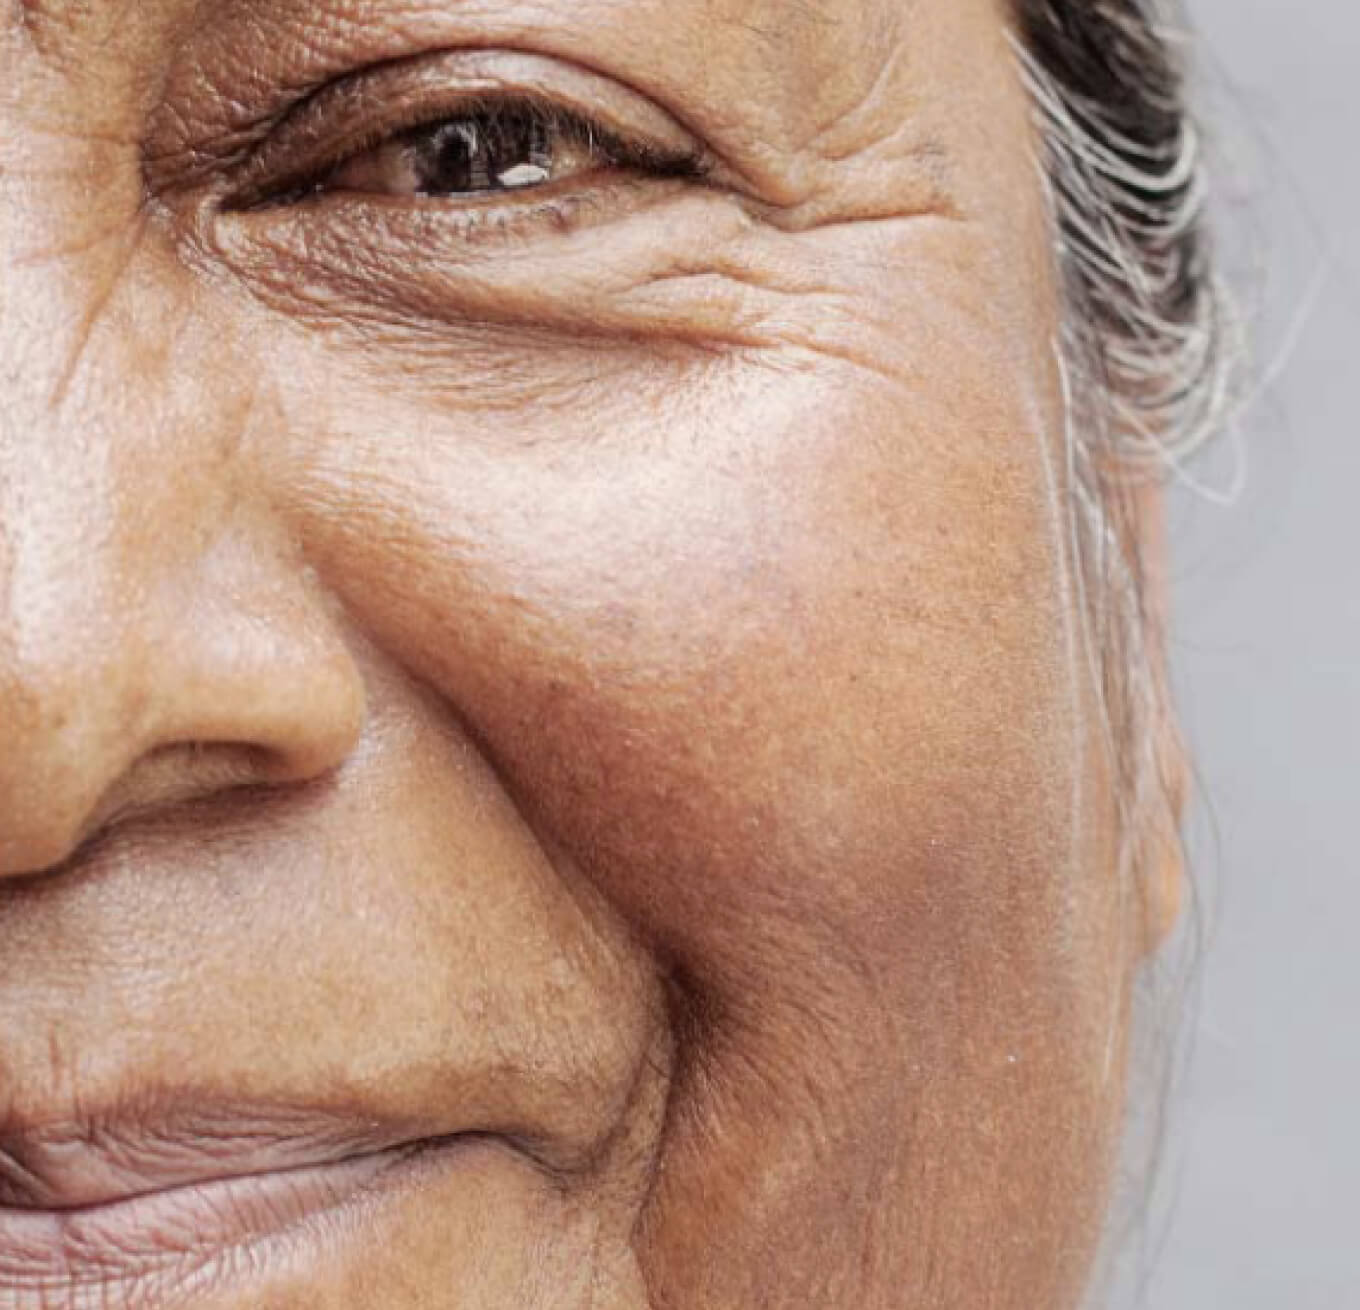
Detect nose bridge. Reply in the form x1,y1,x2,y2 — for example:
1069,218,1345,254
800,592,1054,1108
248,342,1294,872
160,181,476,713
0,351,164,869
0,155,365,878
0,147,169,832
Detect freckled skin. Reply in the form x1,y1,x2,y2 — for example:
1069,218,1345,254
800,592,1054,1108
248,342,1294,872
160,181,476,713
0,1,1179,1308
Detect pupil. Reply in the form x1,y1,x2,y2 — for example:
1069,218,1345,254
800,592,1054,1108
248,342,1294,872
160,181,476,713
414,115,553,197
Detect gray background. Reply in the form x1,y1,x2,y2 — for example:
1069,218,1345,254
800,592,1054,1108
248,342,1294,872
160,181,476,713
1143,1,1358,1306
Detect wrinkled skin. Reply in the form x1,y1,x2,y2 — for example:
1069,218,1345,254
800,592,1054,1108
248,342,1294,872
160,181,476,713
0,1,1180,1307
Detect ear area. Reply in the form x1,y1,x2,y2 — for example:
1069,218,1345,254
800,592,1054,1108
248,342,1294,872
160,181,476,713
1129,477,1190,957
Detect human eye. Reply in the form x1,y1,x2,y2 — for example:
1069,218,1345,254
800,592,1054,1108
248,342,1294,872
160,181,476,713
320,100,658,201
187,50,735,336
226,56,712,232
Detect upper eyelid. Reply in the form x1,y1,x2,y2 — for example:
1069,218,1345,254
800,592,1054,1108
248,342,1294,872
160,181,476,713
222,49,720,209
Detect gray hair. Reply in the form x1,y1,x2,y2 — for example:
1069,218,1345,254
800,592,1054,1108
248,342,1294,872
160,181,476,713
1016,2,1237,1296
1017,0,1236,900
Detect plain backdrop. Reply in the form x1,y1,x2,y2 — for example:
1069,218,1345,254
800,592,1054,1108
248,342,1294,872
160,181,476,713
1143,1,1358,1306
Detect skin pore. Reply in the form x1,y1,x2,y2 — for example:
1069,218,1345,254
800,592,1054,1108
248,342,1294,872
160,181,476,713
0,1,1181,1307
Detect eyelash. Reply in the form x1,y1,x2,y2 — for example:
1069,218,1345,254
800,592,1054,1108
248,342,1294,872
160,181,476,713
240,93,710,228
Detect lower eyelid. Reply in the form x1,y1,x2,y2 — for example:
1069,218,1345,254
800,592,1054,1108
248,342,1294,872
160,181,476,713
204,179,770,362
213,173,701,291
221,171,661,264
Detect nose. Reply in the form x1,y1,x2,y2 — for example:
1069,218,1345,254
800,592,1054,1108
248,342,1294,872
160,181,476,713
0,220,365,882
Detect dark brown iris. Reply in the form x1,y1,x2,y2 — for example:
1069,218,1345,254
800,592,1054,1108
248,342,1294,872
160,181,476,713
403,114,554,196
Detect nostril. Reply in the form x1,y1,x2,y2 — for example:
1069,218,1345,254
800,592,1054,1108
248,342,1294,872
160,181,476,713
87,740,330,832
0,640,367,884
0,738,347,884
0,506,367,885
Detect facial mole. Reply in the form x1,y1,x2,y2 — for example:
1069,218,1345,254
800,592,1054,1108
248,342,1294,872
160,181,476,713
12,0,54,46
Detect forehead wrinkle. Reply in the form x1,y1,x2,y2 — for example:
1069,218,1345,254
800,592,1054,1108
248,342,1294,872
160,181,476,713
719,0,836,45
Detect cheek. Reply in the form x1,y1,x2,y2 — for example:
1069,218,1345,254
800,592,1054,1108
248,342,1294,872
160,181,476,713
265,312,1104,963
258,284,1124,1039
246,225,1130,1305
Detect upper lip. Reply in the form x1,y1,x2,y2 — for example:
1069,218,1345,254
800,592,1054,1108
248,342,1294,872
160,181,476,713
0,1101,472,1212
0,1100,529,1307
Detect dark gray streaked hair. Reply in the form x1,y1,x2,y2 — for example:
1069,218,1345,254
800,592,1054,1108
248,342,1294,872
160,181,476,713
1017,0,1235,900
1020,0,1232,464
1016,3,1234,1296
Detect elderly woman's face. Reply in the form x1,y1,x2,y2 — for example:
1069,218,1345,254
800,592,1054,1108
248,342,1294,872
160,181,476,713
0,0,1172,1307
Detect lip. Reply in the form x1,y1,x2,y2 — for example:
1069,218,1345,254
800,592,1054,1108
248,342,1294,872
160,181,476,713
0,1107,535,1308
